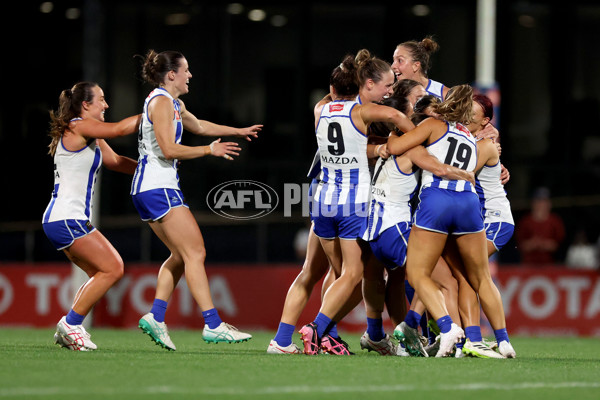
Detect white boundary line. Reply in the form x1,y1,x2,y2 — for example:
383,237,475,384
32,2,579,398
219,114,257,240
1,382,599,397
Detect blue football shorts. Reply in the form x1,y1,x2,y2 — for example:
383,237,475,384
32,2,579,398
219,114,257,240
312,201,368,239
43,219,96,250
413,187,484,235
132,188,188,221
485,221,515,251
369,221,411,270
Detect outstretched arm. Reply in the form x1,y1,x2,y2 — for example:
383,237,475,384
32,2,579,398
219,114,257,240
386,117,438,156
73,114,141,140
151,96,242,161
180,100,262,141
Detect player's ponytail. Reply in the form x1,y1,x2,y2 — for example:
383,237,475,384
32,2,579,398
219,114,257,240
330,54,359,97
355,48,392,87
139,49,185,87
48,82,97,155
396,35,440,78
432,84,473,125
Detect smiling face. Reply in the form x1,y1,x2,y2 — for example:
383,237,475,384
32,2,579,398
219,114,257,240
391,45,420,81
83,85,108,122
363,69,395,103
170,57,192,96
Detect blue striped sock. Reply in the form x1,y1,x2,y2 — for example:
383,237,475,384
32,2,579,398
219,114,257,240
367,318,384,342
273,322,295,347
150,299,168,323
65,309,85,326
465,326,483,342
202,308,223,329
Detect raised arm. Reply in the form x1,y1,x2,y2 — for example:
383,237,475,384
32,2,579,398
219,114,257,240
357,102,414,134
405,145,475,186
179,100,262,141
72,114,141,140
475,123,499,142
386,117,439,156
150,96,241,161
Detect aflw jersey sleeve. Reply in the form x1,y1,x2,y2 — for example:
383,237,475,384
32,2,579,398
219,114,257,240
362,156,420,241
421,121,477,193
426,79,445,100
475,160,514,224
313,100,370,205
131,88,183,195
43,134,102,223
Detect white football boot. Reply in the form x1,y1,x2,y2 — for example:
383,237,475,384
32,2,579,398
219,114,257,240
360,332,398,356
202,322,252,343
55,316,97,351
138,313,176,351
267,340,302,354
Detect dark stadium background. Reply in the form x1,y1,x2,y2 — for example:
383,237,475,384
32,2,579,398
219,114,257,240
2,0,599,265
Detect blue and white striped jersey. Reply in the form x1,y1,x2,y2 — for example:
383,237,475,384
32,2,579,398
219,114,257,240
362,156,420,241
306,95,363,179
421,121,478,193
43,126,102,223
425,79,445,100
131,88,183,195
313,100,370,205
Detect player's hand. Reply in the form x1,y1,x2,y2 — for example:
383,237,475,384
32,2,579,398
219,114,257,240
209,138,241,160
500,164,510,185
465,170,476,187
378,144,390,159
476,123,499,141
237,124,263,141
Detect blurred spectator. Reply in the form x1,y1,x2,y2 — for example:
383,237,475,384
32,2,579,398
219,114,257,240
565,229,598,270
516,187,565,266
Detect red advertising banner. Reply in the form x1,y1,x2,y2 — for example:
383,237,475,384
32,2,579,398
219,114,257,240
0,263,599,336
495,267,600,336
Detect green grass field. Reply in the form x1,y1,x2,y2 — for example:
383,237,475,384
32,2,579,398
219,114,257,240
0,328,599,400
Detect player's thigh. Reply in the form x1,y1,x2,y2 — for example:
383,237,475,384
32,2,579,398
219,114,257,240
304,224,330,276
454,231,490,286
65,230,123,276
151,207,206,259
406,227,447,280
431,257,457,291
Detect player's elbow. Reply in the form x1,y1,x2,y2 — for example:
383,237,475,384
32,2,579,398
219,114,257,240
160,145,178,160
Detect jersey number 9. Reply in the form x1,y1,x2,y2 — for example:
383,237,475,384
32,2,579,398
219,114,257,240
327,122,346,156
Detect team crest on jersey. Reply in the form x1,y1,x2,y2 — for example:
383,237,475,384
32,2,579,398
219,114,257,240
174,109,181,120
329,103,344,112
